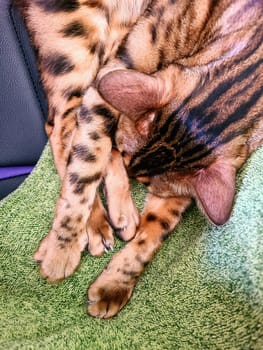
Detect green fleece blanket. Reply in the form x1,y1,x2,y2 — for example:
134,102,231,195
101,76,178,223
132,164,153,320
0,144,262,350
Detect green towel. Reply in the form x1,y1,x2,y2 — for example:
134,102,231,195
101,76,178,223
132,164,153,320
0,144,262,350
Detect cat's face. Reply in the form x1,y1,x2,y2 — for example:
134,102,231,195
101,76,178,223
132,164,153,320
115,113,193,196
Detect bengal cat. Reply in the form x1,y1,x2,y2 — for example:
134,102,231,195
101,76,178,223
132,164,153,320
18,0,262,319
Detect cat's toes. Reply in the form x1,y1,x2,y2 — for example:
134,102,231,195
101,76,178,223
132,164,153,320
34,230,87,283
38,248,81,283
87,217,114,257
87,280,133,318
34,234,50,263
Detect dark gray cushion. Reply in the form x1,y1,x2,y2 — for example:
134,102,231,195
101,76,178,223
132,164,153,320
0,0,48,198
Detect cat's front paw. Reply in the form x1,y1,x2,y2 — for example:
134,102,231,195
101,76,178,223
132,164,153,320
108,193,139,242
87,278,133,319
104,149,140,241
34,228,88,283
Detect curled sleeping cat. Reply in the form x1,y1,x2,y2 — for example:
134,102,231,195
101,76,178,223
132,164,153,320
18,0,263,318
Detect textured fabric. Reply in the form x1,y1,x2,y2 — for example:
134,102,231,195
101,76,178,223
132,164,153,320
0,1,47,167
0,144,262,350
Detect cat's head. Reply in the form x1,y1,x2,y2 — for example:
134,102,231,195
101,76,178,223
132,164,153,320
98,69,244,225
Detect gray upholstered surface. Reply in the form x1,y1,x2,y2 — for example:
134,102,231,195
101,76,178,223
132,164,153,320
0,0,47,198
0,0,47,166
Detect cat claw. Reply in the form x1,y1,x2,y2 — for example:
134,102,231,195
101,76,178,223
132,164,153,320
86,213,115,257
103,240,114,253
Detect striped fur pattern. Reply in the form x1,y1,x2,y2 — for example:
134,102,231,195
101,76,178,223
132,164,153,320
17,0,263,318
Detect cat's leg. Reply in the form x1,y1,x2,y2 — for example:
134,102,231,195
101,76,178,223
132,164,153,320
34,37,95,180
34,88,113,281
88,193,191,318
20,2,116,258
46,96,115,260
41,95,115,264
103,149,140,241
44,80,115,254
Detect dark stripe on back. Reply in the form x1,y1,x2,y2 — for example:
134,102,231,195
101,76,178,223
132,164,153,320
193,58,263,130
176,86,262,167
178,143,207,161
130,146,175,176
177,148,213,167
42,54,74,75
206,87,262,139
218,113,260,146
62,21,86,37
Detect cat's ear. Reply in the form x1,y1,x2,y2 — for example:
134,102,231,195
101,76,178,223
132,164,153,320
98,65,199,119
189,161,236,225
98,70,165,119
